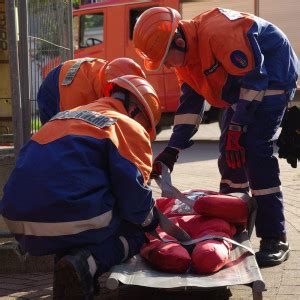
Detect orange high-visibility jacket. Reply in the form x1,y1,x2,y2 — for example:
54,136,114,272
1,98,153,256
37,58,107,124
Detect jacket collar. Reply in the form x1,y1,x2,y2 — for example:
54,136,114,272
179,20,201,66
92,97,129,116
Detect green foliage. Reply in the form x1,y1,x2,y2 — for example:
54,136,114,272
31,117,42,132
72,0,80,8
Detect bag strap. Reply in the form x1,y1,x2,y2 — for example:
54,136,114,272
154,164,194,208
151,163,254,254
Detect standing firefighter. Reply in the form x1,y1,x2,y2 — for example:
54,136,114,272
133,7,299,267
37,57,146,124
0,75,161,299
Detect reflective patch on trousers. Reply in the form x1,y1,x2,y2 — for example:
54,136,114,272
221,179,249,189
251,186,282,196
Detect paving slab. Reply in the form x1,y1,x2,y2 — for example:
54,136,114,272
0,123,299,299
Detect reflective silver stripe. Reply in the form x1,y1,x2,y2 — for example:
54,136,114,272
264,89,286,96
61,58,97,86
251,186,282,196
221,179,249,189
228,124,242,131
239,88,286,102
50,110,117,128
239,88,265,102
174,114,202,126
119,236,129,262
3,210,112,236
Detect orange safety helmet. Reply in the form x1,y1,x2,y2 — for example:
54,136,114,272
104,75,161,141
133,7,181,72
102,57,146,86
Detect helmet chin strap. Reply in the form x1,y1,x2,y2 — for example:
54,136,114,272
170,27,187,53
111,90,131,111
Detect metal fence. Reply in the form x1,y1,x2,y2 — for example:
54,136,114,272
0,0,73,157
0,0,73,238
28,0,74,134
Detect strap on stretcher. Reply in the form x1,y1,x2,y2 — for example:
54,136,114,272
151,206,254,255
152,164,255,255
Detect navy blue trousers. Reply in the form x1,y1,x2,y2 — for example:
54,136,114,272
87,220,146,274
219,93,289,239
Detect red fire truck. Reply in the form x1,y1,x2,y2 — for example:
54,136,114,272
71,0,224,130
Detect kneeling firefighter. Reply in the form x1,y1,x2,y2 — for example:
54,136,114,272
0,75,161,299
37,57,146,124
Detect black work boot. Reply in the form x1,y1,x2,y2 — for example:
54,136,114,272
255,239,290,267
53,249,95,300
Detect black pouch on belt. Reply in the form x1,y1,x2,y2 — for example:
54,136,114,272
277,105,300,168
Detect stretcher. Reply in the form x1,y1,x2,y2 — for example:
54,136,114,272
105,167,266,300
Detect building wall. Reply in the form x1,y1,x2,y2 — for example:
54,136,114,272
181,0,299,60
181,0,254,19
258,0,300,61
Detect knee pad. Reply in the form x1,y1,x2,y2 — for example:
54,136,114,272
140,239,191,273
191,239,231,274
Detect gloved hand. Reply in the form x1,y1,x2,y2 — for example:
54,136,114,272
151,147,179,178
141,206,159,233
277,106,300,168
225,123,246,169
277,130,300,168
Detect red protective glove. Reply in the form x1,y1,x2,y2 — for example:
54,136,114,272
151,147,179,178
225,123,246,169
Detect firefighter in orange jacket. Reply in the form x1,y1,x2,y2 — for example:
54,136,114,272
1,75,161,299
133,7,299,267
37,57,146,124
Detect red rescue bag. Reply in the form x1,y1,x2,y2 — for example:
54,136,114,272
193,193,248,224
156,189,248,224
141,226,191,273
140,240,191,273
192,238,231,274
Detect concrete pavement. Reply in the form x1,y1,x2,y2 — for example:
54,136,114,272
0,123,299,299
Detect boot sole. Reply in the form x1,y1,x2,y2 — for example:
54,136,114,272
256,249,290,268
53,257,93,300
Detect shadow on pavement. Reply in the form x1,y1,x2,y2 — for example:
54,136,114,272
152,140,220,163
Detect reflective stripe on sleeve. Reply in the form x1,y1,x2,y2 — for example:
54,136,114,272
239,88,285,102
174,113,202,126
251,186,282,196
3,210,112,236
221,179,249,189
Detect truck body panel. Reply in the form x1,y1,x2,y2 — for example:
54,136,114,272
72,0,181,116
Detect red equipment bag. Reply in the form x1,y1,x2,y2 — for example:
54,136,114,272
192,238,231,274
156,189,248,225
140,228,191,273
140,213,237,274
